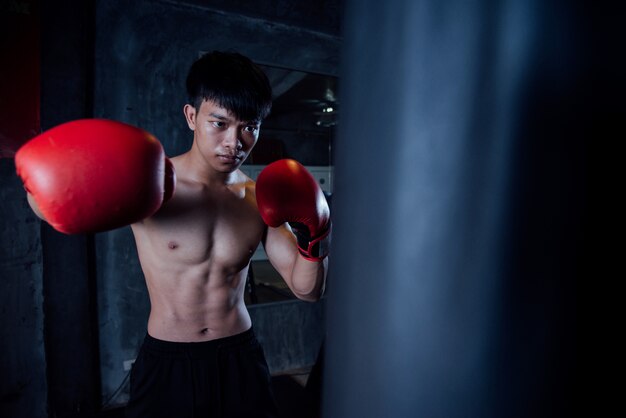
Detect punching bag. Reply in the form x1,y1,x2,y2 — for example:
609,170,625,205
324,0,589,417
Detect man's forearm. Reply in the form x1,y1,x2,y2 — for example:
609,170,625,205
290,256,328,302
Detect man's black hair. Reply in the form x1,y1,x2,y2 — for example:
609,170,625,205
186,51,273,122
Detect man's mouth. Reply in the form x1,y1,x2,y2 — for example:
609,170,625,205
217,154,242,163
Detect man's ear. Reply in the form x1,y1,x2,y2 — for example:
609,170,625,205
183,104,196,130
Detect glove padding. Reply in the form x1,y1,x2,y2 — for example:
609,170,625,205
256,159,330,261
16,119,176,234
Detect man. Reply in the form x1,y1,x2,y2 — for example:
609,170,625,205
17,51,330,417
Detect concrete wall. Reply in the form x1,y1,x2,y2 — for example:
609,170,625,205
249,299,326,374
0,159,47,417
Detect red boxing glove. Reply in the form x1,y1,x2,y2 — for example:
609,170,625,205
15,119,176,234
256,159,330,261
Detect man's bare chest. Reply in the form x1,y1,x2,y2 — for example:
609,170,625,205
137,185,265,268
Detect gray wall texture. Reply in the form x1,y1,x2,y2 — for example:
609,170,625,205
0,159,47,417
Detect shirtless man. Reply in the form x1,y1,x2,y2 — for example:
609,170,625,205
17,51,330,417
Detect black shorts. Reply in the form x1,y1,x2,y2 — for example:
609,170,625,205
125,328,279,418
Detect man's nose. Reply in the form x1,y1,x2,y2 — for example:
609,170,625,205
223,129,242,150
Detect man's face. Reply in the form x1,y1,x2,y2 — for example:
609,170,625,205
185,99,260,173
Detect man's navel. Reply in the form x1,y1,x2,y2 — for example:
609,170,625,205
167,241,179,250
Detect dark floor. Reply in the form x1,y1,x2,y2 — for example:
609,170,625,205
99,373,321,418
272,374,321,418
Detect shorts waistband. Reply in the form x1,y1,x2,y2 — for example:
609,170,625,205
142,327,256,357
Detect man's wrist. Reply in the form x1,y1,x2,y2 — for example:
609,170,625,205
294,223,331,262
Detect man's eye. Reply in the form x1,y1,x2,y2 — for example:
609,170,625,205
244,125,259,133
212,121,226,128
